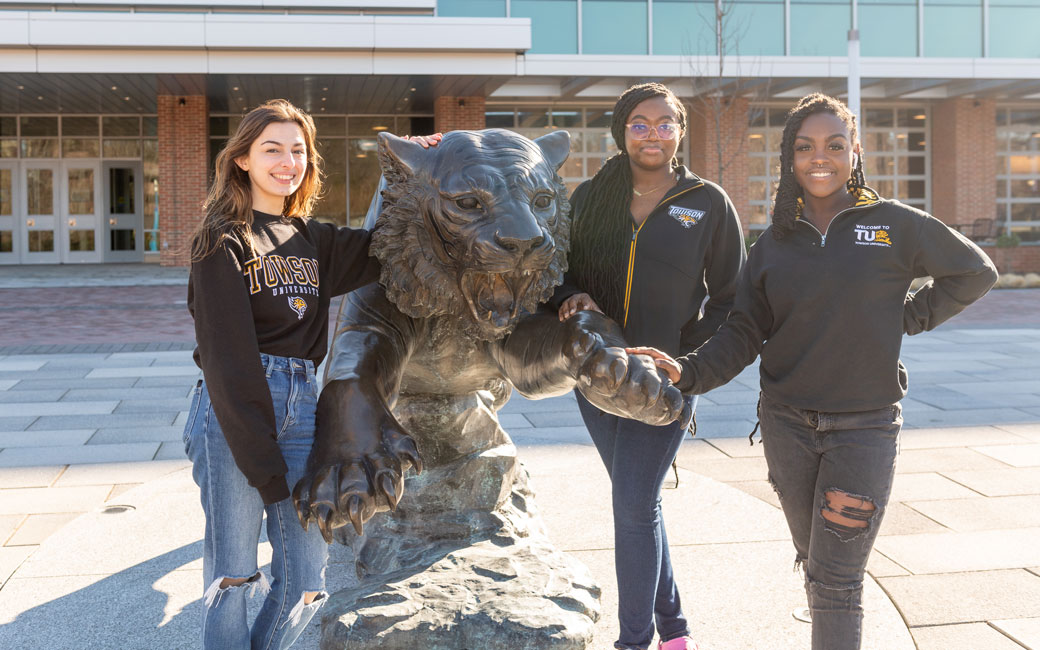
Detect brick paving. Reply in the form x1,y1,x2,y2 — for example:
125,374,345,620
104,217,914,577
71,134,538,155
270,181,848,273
0,264,1037,649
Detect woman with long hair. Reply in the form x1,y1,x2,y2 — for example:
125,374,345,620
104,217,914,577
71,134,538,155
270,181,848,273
183,99,430,649
630,93,997,649
554,82,746,650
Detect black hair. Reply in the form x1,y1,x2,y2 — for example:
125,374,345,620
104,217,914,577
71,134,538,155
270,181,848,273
771,93,866,240
568,82,687,323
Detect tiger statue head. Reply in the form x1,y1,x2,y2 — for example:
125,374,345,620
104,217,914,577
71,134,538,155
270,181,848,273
370,129,571,341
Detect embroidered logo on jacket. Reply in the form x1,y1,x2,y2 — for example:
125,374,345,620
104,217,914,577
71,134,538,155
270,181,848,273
854,225,893,247
669,206,706,229
288,296,308,320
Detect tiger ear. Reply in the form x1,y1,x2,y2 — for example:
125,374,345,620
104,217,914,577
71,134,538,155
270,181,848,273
378,132,426,178
534,130,571,172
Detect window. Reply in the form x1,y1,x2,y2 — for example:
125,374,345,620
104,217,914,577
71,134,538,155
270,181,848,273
859,0,917,57
1,114,153,161
652,0,715,55
143,139,160,252
790,0,849,56
996,107,1040,242
724,0,783,55
923,0,981,57
989,0,1040,58
514,0,578,54
862,107,929,211
438,0,506,17
746,107,786,233
583,0,648,55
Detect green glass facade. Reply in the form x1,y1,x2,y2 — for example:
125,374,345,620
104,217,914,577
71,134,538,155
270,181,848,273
651,0,715,56
438,0,1040,58
990,0,1040,58
724,0,784,55
583,0,648,54
790,1,849,57
438,0,507,17
514,0,579,54
923,0,982,58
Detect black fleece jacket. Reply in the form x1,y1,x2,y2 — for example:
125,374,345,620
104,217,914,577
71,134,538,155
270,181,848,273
188,211,380,504
674,188,999,412
552,167,746,356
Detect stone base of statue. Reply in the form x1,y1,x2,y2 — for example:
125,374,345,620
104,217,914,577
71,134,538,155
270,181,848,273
318,389,600,650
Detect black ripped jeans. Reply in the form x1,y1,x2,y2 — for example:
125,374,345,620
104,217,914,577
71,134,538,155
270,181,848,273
759,392,901,650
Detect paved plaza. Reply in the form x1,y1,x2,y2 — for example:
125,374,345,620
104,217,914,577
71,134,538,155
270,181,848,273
0,264,1038,649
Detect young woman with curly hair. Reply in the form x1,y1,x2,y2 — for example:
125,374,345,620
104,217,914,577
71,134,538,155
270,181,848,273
553,82,747,650
184,99,434,650
630,93,998,649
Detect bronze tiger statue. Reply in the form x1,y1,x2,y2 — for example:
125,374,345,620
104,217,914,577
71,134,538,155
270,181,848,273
292,129,691,649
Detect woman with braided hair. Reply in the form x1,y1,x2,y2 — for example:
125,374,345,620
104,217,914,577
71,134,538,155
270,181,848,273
552,82,746,650
630,93,997,649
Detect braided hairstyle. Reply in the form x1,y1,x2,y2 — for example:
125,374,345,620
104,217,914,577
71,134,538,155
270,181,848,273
771,93,866,240
568,82,687,323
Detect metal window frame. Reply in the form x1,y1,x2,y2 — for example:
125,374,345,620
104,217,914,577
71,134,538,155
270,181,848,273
995,105,1040,239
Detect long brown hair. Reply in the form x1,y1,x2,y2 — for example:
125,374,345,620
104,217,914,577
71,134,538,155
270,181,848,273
191,99,324,262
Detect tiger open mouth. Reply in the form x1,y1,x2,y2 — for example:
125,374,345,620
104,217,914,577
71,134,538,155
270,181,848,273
460,269,539,330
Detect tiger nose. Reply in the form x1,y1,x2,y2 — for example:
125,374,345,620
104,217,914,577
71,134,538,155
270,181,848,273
494,231,545,254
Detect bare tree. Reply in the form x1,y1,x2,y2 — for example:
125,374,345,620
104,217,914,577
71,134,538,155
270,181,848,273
683,0,769,188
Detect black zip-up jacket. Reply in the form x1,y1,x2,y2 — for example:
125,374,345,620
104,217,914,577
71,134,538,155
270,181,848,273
674,188,999,412
552,167,746,356
188,211,380,504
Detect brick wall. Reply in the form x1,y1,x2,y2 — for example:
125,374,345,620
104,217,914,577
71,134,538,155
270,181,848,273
434,96,487,133
931,99,997,228
686,97,751,233
985,245,1040,274
158,94,208,267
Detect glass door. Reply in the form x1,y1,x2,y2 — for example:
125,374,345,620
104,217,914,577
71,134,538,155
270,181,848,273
61,160,102,263
103,162,144,262
20,161,60,264
0,161,17,264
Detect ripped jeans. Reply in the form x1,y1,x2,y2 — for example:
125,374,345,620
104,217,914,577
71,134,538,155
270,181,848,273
759,392,900,650
183,354,329,650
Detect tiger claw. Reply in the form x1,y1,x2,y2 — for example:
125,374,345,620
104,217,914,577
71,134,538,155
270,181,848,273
347,495,365,536
377,472,399,511
292,482,310,531
392,438,423,474
315,504,335,544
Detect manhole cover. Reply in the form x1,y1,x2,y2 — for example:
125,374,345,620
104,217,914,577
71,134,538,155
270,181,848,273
100,504,136,514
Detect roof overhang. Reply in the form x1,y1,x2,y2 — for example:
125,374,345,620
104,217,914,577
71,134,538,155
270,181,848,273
0,10,530,75
492,55,1040,102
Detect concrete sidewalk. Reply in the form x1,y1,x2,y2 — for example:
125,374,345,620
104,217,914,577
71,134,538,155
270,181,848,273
0,264,1038,649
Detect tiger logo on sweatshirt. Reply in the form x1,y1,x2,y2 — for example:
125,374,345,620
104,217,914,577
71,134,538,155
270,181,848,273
288,296,308,320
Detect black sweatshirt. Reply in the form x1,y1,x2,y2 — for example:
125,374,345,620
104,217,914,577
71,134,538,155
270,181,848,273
188,211,380,504
674,188,999,412
552,167,746,356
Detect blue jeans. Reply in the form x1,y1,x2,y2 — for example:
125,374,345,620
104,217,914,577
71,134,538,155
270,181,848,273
183,354,329,650
759,392,901,650
576,391,691,650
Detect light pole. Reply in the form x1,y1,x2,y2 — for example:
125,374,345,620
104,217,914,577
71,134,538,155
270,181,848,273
848,0,861,125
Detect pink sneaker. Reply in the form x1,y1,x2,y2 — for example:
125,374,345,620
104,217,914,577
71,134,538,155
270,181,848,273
658,637,699,650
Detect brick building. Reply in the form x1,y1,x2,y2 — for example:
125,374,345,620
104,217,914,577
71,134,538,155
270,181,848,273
0,0,1037,271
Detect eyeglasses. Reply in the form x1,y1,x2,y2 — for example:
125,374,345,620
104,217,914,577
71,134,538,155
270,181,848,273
626,122,679,140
